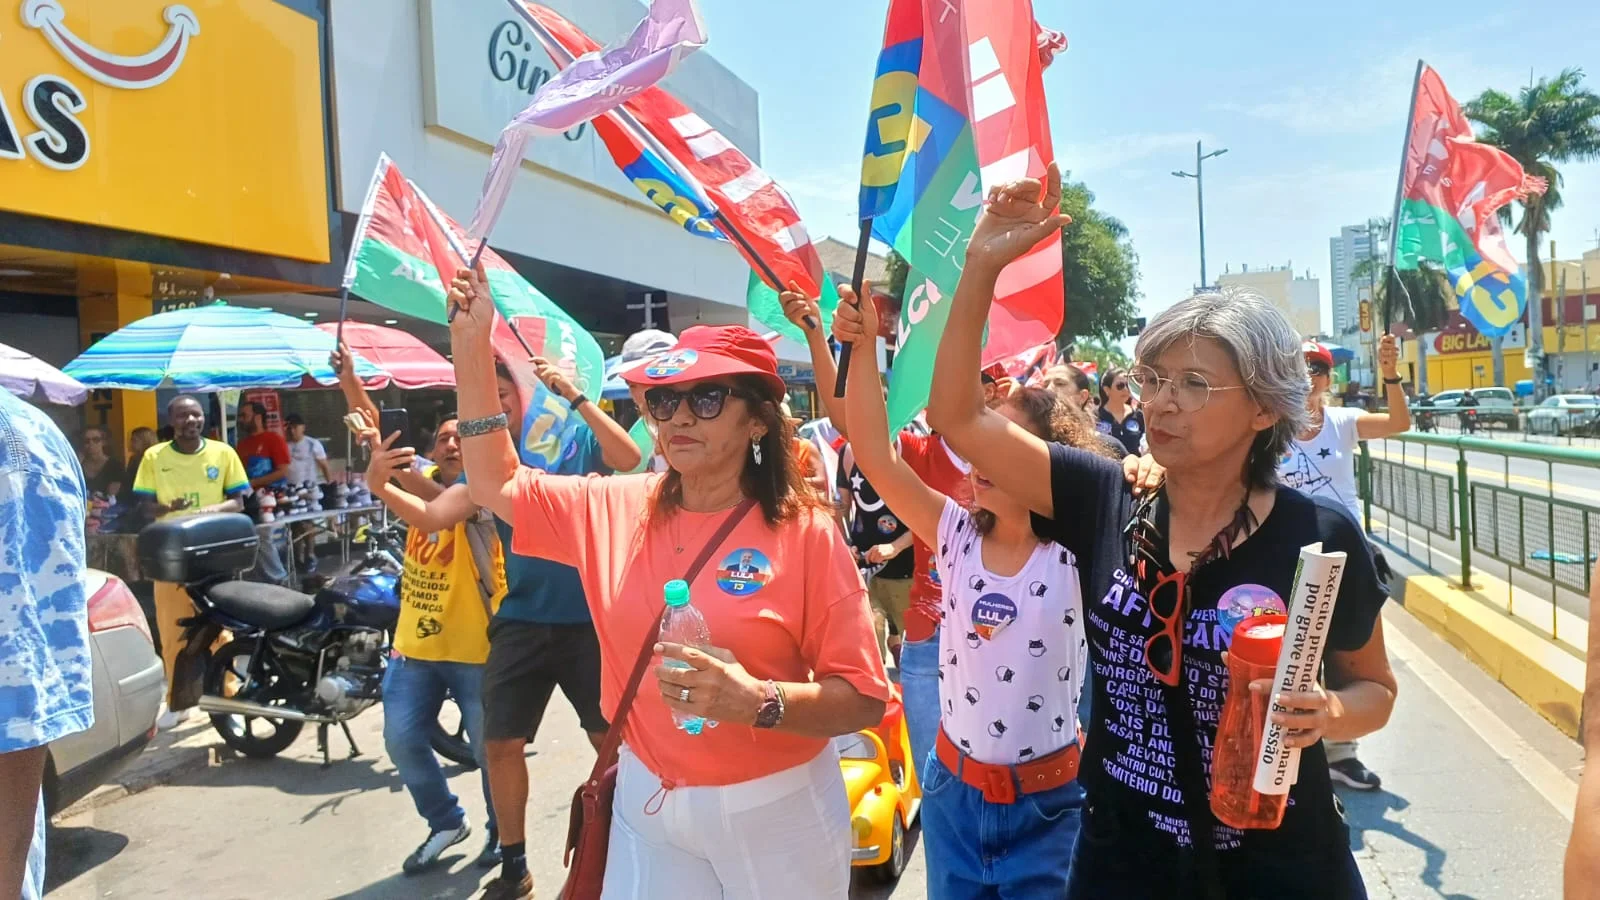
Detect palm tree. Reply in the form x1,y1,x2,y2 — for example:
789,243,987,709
1353,259,1455,392
1465,69,1600,387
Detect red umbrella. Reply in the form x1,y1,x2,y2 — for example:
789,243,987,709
316,321,455,389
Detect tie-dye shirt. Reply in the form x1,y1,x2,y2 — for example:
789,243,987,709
0,391,93,753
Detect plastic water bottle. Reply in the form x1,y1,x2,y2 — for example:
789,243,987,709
659,579,715,735
1210,614,1290,830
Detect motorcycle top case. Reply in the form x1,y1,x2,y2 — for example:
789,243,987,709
137,513,260,583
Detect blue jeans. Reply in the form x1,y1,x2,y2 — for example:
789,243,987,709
382,655,493,833
254,527,289,584
921,752,1084,898
899,634,941,781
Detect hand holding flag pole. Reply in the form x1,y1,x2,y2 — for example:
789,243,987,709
832,220,875,399
447,237,492,324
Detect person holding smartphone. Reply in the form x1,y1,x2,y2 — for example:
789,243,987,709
130,395,250,730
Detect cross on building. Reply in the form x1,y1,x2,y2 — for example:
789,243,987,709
626,290,668,330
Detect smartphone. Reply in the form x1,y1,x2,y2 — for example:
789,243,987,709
378,407,410,448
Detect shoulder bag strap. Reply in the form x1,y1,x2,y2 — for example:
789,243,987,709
585,498,759,779
1161,681,1227,900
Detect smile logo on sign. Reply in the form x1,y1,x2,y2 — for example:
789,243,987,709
716,548,771,596
971,593,1018,641
876,514,898,534
1216,583,1287,641
645,350,698,379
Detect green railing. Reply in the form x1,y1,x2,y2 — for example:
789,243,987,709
1358,432,1600,642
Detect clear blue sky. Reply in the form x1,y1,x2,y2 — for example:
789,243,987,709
695,0,1600,333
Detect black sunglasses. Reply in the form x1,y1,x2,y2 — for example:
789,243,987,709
1308,364,1331,377
644,384,760,422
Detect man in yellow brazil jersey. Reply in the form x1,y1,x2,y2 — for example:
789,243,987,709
130,395,250,730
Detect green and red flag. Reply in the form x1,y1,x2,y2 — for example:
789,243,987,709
860,0,1065,429
1391,63,1546,338
342,153,606,471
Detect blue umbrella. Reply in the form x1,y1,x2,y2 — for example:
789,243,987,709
1322,343,1356,365
64,301,384,391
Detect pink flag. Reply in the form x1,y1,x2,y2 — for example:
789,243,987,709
468,0,707,240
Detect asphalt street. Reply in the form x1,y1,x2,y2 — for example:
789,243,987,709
42,605,1580,900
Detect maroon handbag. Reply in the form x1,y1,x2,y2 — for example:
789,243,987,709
560,499,757,900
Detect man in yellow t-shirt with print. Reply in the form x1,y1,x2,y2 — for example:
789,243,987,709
130,395,251,730
360,413,506,878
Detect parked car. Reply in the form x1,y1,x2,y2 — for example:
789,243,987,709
1526,394,1600,436
1428,387,1519,429
44,570,165,815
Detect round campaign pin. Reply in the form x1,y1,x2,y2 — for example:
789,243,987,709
645,350,698,379
971,592,1019,641
716,548,772,596
1216,583,1287,641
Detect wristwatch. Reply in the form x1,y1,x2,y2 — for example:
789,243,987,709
567,392,591,409
1383,376,1404,385
754,680,785,729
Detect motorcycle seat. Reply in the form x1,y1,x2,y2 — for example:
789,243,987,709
205,581,316,630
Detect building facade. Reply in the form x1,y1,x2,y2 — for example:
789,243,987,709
1216,265,1322,338
0,0,767,444
1330,224,1379,338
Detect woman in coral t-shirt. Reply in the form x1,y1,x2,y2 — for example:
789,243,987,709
447,268,890,900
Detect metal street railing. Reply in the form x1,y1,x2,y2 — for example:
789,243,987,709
1359,431,1598,645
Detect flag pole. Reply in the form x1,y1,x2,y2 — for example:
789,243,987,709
1388,60,1426,271
710,208,817,331
833,220,874,399
429,202,543,363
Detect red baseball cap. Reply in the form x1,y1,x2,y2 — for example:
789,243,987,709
621,325,787,400
1303,340,1334,370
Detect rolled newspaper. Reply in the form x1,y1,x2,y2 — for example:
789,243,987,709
1252,542,1346,795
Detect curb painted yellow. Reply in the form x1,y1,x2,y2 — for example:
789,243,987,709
1397,574,1586,738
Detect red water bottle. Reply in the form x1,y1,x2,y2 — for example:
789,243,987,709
1210,614,1290,830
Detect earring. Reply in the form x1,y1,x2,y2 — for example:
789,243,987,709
751,437,763,466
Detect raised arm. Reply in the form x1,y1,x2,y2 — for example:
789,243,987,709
448,266,521,523
925,164,1070,518
833,287,944,545
1357,334,1411,439
362,429,478,533
331,344,380,429
781,286,847,437
528,355,641,474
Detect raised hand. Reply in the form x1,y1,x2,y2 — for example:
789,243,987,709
530,355,577,401
364,430,415,485
967,161,1071,274
831,284,879,347
447,265,494,344
780,283,823,335
1378,334,1399,378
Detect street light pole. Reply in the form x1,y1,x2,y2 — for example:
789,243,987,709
1173,141,1228,289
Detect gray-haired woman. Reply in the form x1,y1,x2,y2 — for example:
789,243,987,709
926,164,1397,899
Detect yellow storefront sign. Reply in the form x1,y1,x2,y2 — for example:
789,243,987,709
0,0,330,263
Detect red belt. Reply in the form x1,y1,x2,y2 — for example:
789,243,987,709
935,728,1081,805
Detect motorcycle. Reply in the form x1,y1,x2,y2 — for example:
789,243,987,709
137,513,476,768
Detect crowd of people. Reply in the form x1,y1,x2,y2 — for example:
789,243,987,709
7,165,1598,900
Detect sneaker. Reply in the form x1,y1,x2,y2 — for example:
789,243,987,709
1328,757,1382,791
402,820,471,874
475,827,502,869
479,873,533,900
156,706,192,731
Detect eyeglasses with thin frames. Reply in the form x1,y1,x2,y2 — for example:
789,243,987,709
1127,366,1248,413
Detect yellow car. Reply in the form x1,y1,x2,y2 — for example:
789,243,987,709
838,690,921,884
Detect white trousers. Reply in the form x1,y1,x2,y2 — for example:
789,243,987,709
601,745,851,900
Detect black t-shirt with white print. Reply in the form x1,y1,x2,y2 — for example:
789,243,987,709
837,452,914,580
1033,443,1385,895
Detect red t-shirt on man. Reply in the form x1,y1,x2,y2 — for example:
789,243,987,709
899,431,973,642
236,431,291,488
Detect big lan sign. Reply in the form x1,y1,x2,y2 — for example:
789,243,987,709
0,0,332,264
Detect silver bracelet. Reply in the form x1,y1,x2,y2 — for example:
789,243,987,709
458,413,509,438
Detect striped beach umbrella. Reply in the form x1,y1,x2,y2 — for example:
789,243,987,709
64,302,384,391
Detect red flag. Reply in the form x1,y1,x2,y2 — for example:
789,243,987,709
518,2,825,300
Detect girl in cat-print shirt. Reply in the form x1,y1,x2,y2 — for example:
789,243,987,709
837,298,1122,900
